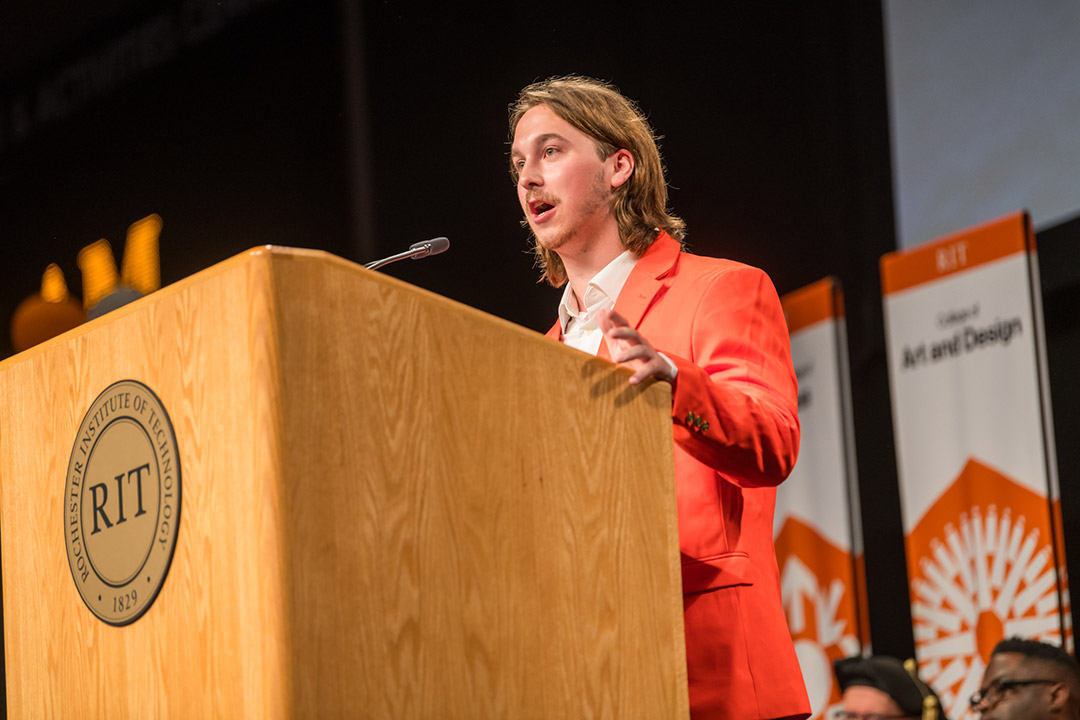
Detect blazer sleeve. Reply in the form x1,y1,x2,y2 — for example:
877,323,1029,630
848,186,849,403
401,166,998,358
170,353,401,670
664,264,800,487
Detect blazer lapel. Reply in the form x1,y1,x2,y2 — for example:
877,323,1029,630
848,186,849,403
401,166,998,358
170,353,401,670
546,232,681,361
613,231,681,330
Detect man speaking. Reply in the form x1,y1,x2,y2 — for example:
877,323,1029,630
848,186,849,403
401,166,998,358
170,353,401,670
509,75,810,719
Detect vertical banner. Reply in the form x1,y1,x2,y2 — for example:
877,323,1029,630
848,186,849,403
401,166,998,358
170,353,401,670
776,277,868,720
881,211,1069,719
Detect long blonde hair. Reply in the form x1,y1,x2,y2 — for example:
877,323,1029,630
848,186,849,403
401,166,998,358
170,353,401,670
509,75,686,286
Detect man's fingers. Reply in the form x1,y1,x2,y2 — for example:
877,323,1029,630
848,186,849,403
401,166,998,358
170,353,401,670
597,309,614,334
597,308,630,334
612,344,653,364
597,310,670,384
606,309,630,326
606,325,645,344
628,359,667,384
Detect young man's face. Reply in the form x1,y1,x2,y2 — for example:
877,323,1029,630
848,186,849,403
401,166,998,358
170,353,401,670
511,104,615,254
973,652,1058,719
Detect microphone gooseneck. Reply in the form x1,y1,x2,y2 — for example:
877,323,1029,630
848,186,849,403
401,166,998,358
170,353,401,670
364,237,450,271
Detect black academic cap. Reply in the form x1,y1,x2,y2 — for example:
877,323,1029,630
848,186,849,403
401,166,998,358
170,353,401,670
834,655,945,718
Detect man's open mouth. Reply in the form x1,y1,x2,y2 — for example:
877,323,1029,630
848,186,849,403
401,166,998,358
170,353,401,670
529,199,556,220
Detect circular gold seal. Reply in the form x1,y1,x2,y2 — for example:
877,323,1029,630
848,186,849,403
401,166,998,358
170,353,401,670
64,380,181,625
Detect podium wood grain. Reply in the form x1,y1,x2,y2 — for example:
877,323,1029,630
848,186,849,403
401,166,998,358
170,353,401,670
0,247,687,718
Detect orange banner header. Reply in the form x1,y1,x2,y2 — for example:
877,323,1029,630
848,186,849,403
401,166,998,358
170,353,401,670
880,211,1033,296
782,276,843,334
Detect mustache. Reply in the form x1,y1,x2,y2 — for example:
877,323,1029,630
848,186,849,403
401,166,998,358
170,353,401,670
526,190,559,206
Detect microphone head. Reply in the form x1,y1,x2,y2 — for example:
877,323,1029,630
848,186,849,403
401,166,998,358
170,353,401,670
410,236,450,258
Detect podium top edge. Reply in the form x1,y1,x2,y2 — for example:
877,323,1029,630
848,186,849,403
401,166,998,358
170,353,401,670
0,246,336,370
0,245,565,370
244,245,335,260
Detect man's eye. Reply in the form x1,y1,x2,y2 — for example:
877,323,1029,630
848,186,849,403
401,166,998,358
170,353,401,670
544,147,558,157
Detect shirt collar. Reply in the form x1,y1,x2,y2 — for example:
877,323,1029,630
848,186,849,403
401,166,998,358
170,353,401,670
558,249,638,333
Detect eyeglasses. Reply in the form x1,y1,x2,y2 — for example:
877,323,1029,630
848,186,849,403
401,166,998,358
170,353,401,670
968,678,1057,708
831,711,916,720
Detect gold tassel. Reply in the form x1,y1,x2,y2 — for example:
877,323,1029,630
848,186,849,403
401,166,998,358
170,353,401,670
904,658,939,720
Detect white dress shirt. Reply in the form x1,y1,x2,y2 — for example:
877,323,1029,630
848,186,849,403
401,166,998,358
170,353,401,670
556,249,678,379
558,250,637,356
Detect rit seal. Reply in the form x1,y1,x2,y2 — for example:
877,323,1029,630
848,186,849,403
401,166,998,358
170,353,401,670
64,380,181,625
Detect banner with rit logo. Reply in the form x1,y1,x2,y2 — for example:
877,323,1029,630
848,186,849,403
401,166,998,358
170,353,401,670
777,277,869,720
881,211,1070,719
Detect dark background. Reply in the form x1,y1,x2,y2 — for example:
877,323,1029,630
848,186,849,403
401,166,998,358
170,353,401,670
1,0,1078,696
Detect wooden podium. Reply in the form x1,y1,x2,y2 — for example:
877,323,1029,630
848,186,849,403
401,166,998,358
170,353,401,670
0,247,688,718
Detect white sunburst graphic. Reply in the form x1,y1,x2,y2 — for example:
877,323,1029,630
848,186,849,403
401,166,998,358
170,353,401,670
781,556,861,719
911,504,1070,719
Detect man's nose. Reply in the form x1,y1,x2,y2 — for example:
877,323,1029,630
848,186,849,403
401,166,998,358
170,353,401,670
518,159,541,188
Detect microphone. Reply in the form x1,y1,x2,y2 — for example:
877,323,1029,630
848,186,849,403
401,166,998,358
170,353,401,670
364,237,450,271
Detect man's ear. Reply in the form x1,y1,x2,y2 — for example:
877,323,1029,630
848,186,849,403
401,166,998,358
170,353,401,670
1047,681,1069,712
609,148,635,188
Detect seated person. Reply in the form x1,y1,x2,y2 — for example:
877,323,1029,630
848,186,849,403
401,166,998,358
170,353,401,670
970,636,1080,719
834,654,944,720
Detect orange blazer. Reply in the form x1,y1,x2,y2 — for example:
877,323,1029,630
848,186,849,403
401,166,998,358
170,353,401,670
546,232,810,720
